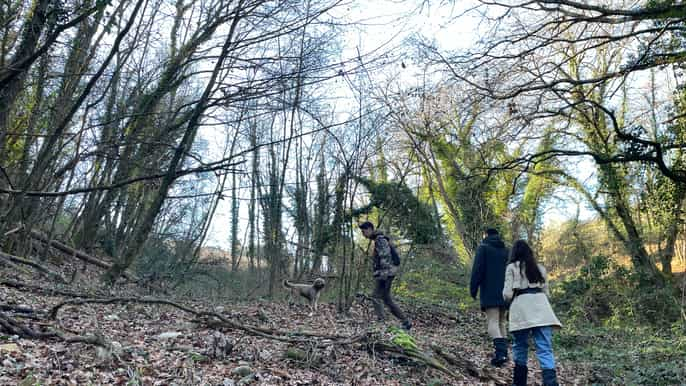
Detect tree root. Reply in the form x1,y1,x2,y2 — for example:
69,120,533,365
367,338,460,380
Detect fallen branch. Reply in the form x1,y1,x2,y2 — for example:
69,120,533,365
48,295,360,346
29,230,109,269
430,343,507,384
29,230,136,280
3,226,22,237
0,304,42,321
430,343,480,376
4,278,351,345
0,251,65,282
49,297,200,320
0,310,37,337
0,304,36,314
0,310,107,347
368,339,459,380
1,279,96,298
0,255,22,271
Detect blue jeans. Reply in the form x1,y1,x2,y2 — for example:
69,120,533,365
511,326,556,370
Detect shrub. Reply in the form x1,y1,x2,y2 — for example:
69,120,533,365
552,255,682,326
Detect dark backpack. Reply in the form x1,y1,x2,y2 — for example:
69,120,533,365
386,237,401,266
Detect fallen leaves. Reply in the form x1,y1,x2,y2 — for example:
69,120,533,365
0,261,589,385
0,343,20,353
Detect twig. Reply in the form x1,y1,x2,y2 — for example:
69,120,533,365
3,226,22,237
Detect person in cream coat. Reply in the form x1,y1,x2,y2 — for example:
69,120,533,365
503,240,562,386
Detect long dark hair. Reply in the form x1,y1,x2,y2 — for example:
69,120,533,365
509,239,545,284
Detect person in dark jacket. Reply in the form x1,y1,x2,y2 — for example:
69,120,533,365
359,221,412,331
470,228,509,367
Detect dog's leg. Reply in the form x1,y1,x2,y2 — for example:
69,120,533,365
287,289,297,308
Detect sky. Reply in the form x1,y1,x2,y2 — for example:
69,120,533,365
201,1,479,249
199,0,602,250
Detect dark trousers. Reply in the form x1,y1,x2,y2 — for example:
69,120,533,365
371,276,406,321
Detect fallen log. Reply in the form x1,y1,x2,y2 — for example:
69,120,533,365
430,343,507,384
29,230,136,280
0,251,65,282
368,339,460,380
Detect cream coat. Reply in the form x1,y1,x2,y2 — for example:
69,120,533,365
503,262,562,332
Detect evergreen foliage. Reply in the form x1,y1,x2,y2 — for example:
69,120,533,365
353,177,441,244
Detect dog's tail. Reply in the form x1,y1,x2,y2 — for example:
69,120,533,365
283,279,293,289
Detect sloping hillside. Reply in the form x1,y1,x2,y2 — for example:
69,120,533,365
0,256,586,385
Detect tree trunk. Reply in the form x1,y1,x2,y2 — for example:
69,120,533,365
75,6,233,250
248,123,259,272
102,3,245,283
0,0,52,147
310,140,329,274
231,172,240,272
661,183,686,276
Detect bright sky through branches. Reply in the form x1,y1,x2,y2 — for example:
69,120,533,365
202,1,485,249
200,0,598,251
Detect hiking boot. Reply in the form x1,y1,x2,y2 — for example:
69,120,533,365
490,337,508,367
401,319,412,331
512,364,527,386
542,368,559,386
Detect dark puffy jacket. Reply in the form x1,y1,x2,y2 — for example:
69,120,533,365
469,235,509,310
371,231,399,278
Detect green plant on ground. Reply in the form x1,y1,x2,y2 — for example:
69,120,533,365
387,325,418,352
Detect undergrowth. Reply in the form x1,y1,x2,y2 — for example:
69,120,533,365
551,255,686,385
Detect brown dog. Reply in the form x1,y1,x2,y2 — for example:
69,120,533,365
283,278,326,315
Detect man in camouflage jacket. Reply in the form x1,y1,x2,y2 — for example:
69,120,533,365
359,222,412,331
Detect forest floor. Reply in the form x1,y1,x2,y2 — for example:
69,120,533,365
0,258,590,385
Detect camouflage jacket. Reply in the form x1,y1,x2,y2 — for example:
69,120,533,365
371,231,399,279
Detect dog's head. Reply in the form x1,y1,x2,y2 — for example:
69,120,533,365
313,278,326,289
